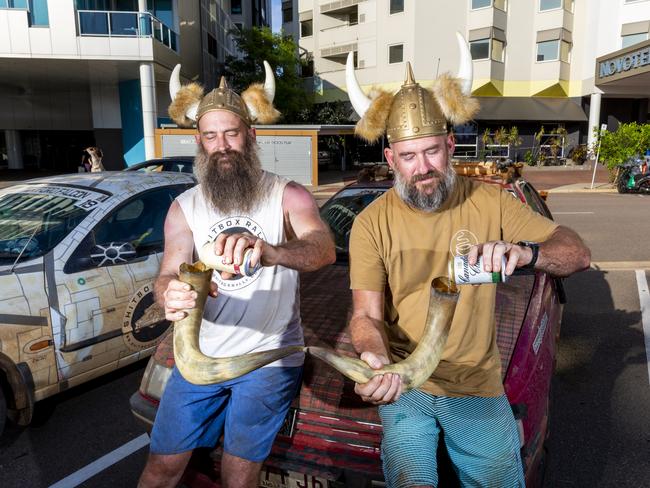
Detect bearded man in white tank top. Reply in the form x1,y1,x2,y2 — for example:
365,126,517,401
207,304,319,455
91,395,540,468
138,65,335,488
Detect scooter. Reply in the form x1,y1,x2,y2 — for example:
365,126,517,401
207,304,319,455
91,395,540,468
616,158,650,194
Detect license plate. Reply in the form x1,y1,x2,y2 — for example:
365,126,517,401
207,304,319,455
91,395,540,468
260,467,328,488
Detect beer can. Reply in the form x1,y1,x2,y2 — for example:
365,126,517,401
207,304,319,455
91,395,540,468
449,254,507,285
198,243,261,277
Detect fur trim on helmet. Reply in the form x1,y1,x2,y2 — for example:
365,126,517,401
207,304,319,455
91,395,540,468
354,89,393,143
241,83,281,124
432,73,479,125
168,83,203,128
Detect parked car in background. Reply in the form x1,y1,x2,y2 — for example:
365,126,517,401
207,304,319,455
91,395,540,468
125,156,195,174
130,162,564,488
0,172,194,436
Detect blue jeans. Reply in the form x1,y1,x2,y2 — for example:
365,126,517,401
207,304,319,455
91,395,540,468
150,366,302,462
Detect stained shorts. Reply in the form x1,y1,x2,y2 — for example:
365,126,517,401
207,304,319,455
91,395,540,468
149,365,302,462
378,390,525,488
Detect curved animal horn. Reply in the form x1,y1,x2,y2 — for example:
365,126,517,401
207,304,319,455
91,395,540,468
263,60,275,102
455,32,474,96
169,64,199,122
169,64,182,99
308,278,458,391
345,51,371,118
173,262,303,385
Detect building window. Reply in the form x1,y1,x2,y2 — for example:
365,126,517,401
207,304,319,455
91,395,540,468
390,0,404,14
234,22,243,31
207,32,218,59
539,0,562,11
453,123,478,158
471,0,491,9
389,44,404,64
622,32,648,48
470,38,490,60
282,0,292,23
536,39,570,62
470,38,505,61
231,0,241,15
300,18,312,37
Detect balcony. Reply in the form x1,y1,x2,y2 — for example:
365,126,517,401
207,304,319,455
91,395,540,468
77,10,178,52
320,0,365,16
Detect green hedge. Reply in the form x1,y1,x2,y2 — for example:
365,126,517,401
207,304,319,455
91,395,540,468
598,123,650,172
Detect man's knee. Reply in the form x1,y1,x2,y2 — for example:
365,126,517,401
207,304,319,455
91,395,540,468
221,452,262,488
138,451,192,488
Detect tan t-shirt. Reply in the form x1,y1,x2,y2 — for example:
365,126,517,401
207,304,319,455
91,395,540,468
349,176,558,397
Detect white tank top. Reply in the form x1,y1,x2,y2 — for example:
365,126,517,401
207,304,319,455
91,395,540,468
176,171,304,367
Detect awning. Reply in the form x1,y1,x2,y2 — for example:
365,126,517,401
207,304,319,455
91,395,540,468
475,97,588,122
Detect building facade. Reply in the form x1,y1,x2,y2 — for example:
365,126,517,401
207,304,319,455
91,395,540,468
297,0,650,162
0,0,254,170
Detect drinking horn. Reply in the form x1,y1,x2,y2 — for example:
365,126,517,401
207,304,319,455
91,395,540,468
307,277,459,391
173,261,303,385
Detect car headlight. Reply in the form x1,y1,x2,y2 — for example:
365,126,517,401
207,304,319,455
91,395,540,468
139,358,173,401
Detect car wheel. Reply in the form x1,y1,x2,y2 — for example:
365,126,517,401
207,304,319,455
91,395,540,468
616,175,629,194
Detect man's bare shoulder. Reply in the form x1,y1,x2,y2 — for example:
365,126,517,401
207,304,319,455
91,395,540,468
281,180,317,212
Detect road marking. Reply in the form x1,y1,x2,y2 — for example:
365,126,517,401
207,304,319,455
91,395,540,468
48,433,150,488
636,270,650,386
553,211,595,215
590,261,650,271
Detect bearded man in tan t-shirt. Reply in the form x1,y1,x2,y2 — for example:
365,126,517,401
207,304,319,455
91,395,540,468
344,34,591,488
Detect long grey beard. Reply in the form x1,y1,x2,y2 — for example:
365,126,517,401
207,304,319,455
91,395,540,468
193,138,265,215
394,163,457,212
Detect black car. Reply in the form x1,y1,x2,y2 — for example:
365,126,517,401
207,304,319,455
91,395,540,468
125,156,195,174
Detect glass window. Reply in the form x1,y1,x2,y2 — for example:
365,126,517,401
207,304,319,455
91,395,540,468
389,44,403,64
282,0,292,23
320,188,387,256
231,0,241,15
622,32,648,48
471,0,492,9
65,187,184,273
390,0,404,14
0,190,92,265
79,10,109,34
300,18,312,37
453,123,478,158
491,38,504,62
29,0,49,26
536,39,559,61
470,38,490,60
539,0,562,11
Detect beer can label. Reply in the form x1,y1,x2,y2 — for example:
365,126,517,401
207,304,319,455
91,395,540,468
452,255,506,285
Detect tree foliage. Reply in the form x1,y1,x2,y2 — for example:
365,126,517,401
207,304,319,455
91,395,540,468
597,122,650,172
225,27,310,123
296,100,354,125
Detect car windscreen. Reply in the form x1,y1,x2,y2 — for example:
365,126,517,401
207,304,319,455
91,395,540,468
0,188,98,265
319,187,387,256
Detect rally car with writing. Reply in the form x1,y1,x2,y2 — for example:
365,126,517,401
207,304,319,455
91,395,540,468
130,162,564,488
0,172,194,436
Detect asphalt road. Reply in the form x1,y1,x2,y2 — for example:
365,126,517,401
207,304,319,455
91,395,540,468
0,191,648,488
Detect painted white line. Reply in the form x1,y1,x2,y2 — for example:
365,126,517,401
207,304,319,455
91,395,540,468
49,433,150,488
635,270,650,386
591,261,650,271
552,211,595,215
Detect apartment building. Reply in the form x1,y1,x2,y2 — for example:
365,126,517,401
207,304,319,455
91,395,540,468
0,0,254,170
298,0,650,161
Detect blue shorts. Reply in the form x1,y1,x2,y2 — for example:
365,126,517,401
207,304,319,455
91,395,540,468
150,366,302,462
378,390,525,488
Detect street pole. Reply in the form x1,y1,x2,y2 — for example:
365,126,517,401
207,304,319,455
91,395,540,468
590,123,607,190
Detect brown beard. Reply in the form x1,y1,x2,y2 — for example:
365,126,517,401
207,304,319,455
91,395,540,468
393,159,457,212
193,135,264,214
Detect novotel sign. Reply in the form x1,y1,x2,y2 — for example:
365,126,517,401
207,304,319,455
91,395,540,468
598,46,650,79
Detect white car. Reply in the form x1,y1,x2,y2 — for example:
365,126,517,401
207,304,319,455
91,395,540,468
0,171,195,435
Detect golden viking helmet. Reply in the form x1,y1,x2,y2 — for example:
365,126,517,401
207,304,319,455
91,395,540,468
168,62,280,128
347,32,478,144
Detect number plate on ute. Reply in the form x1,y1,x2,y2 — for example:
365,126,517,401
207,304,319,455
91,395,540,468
260,467,328,488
